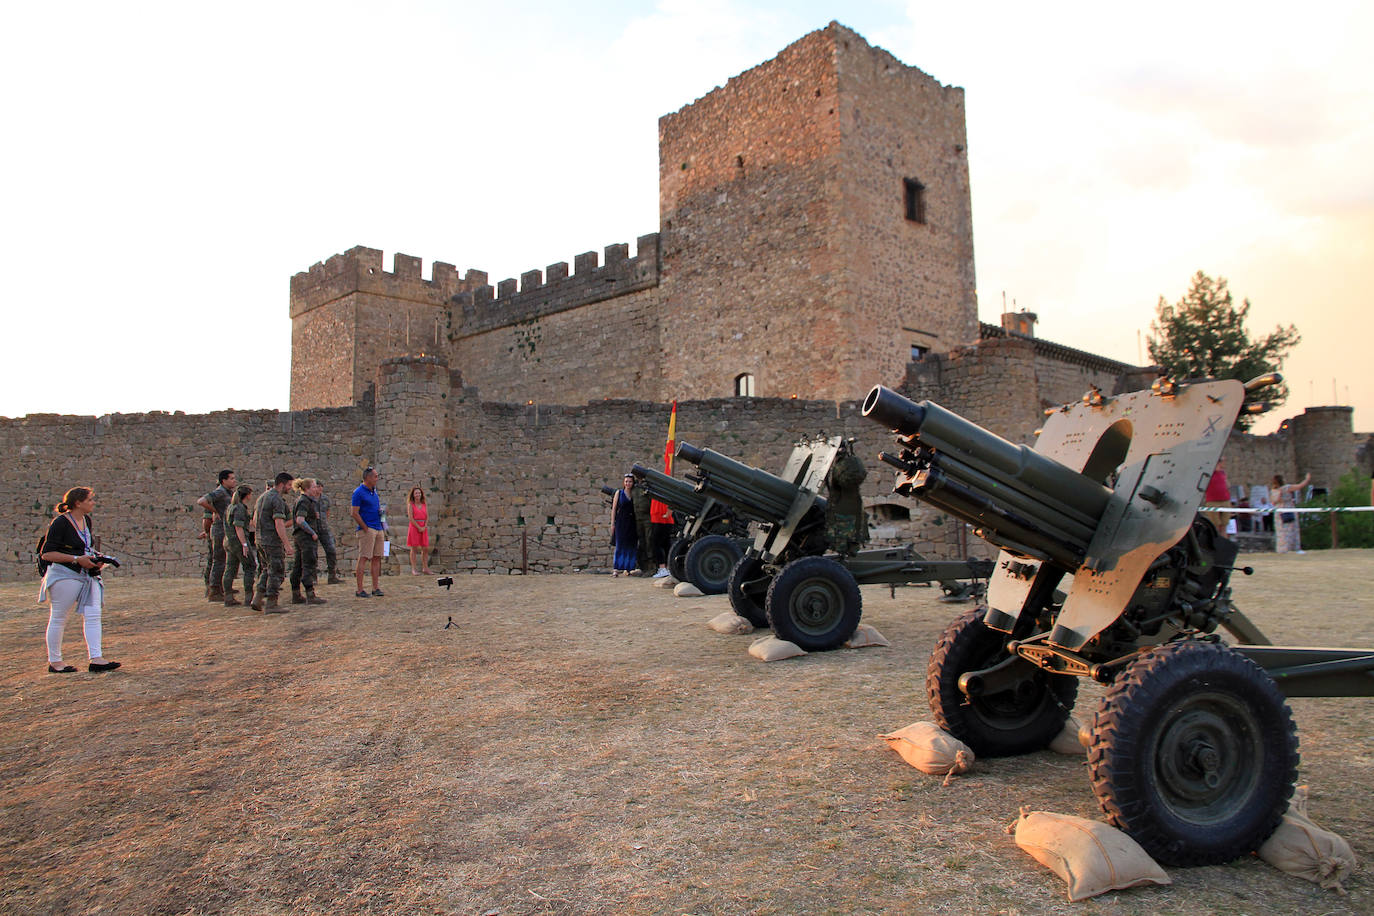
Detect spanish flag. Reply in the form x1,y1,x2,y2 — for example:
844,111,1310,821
650,401,677,524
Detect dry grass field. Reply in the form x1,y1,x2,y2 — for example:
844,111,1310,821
1,550,1371,915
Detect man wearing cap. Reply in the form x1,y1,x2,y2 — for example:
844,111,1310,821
351,466,385,598
196,469,236,602
250,472,296,612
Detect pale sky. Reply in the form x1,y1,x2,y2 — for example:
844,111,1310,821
4,0,1370,436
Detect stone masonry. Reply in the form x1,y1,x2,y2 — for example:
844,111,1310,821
1,24,1364,580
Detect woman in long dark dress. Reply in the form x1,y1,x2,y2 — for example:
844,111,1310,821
610,474,639,577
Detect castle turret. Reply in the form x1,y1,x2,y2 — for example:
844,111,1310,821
289,247,485,410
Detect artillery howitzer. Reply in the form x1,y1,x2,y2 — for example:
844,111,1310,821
676,436,992,649
627,465,751,593
862,376,1374,866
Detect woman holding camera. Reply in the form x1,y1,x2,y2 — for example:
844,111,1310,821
38,487,121,673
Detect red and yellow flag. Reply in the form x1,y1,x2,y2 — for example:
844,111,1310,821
650,400,677,524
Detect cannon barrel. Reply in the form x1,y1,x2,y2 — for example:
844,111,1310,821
629,464,708,517
675,441,822,523
600,484,618,498
862,385,1113,568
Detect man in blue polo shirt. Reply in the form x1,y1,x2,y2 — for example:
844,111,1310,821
351,466,385,598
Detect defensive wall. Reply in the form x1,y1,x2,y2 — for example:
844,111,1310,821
1,350,1361,582
289,23,981,412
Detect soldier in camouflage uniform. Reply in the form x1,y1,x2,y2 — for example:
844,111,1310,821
289,477,328,605
631,474,653,575
221,484,256,607
824,439,869,557
316,483,342,584
196,469,236,601
250,472,295,612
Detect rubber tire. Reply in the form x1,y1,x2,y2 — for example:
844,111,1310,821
728,555,770,628
765,556,861,651
684,535,744,595
1088,640,1298,866
667,537,689,582
926,607,1078,757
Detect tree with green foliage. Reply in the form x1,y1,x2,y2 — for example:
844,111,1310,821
1296,467,1374,550
1147,271,1300,430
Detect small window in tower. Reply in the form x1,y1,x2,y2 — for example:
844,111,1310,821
904,178,926,224
734,373,756,397
911,344,929,362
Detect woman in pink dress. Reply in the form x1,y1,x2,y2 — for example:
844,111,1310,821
406,486,432,574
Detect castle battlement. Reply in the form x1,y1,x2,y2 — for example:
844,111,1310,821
451,233,660,338
289,245,488,318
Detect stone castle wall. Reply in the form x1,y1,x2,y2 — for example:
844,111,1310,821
448,238,663,404
0,406,373,580
834,27,980,392
1,347,1361,582
656,25,847,401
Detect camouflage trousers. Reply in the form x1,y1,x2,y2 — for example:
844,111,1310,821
255,542,287,598
222,537,257,596
317,526,337,576
203,521,227,588
290,536,319,591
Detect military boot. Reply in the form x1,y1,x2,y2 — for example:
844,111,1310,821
290,587,306,605
305,589,327,605
207,585,224,602
249,590,264,612
224,594,242,607
265,594,287,613
326,572,344,585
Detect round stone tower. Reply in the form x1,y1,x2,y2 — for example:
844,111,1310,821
374,355,453,570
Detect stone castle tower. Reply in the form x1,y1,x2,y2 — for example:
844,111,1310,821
288,23,977,410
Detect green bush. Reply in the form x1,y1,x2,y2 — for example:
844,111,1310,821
1298,467,1374,549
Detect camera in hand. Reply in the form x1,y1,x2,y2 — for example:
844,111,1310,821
92,553,121,569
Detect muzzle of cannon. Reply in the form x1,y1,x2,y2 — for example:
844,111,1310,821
675,442,828,525
861,385,1110,570
629,464,709,518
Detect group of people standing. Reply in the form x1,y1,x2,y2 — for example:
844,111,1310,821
1203,458,1314,553
39,465,441,673
608,473,674,578
197,470,341,612
198,465,434,607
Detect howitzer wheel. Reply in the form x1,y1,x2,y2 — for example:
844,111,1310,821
1088,640,1298,867
765,556,861,651
927,608,1077,757
667,538,690,582
684,535,743,595
727,556,770,628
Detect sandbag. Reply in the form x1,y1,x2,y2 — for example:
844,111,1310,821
653,575,678,589
880,722,973,779
1259,805,1357,893
842,623,890,648
1048,716,1087,756
1012,809,1170,902
748,636,806,661
674,581,704,597
707,611,754,635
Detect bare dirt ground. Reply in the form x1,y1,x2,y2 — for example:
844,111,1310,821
1,550,1371,916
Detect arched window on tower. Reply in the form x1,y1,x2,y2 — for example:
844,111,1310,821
734,373,756,397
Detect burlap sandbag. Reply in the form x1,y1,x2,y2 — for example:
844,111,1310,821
1048,715,1087,756
879,721,973,779
674,581,704,597
842,623,890,648
1259,805,1357,893
1012,809,1171,902
747,635,806,661
707,611,754,635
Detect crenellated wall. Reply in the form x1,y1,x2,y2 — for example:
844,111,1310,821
289,247,487,410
